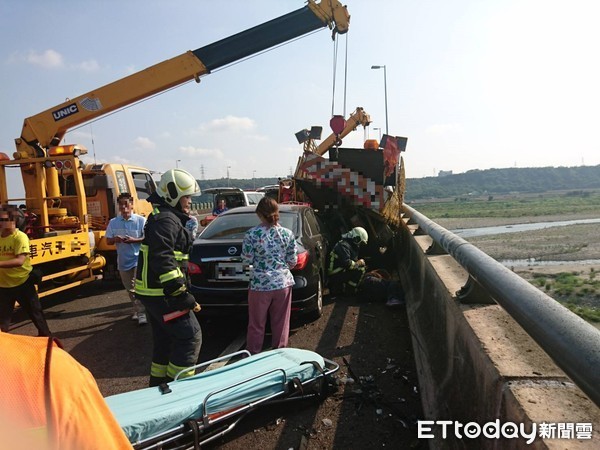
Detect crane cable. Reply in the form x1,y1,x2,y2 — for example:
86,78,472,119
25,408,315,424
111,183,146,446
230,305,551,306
90,123,97,165
331,38,338,117
343,32,349,118
330,32,349,118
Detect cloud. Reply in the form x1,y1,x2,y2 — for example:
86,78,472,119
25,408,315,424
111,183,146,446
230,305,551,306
8,49,99,72
190,115,269,147
133,136,156,149
199,115,256,133
24,49,64,69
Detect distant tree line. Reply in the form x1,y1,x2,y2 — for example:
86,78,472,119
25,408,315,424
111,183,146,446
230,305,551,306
403,165,600,201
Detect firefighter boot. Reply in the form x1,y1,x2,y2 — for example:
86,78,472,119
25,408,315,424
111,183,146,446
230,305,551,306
149,376,169,387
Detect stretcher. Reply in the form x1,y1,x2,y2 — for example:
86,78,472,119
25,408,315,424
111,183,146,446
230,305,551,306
105,348,339,450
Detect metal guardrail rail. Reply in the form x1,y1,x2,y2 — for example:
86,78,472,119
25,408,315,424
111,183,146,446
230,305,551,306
403,203,600,407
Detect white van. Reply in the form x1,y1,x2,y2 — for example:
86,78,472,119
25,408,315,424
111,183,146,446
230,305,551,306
200,187,265,226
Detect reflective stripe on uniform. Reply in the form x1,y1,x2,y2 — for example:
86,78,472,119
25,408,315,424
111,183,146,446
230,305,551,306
150,362,168,378
174,251,188,262
328,253,343,275
135,243,165,296
134,280,164,296
137,236,187,295
137,243,150,293
167,362,195,380
170,285,187,296
159,267,183,284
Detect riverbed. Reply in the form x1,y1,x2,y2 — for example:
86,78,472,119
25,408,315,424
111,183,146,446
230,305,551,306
435,214,600,263
434,213,600,329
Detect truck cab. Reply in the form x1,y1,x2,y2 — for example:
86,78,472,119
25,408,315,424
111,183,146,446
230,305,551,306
0,146,156,296
82,163,155,226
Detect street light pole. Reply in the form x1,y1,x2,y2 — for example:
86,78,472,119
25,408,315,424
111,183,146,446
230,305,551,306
371,65,388,135
252,170,256,189
176,159,181,168
227,166,231,187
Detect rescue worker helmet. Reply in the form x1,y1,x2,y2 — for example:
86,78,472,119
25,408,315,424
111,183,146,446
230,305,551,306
157,168,200,207
343,226,369,245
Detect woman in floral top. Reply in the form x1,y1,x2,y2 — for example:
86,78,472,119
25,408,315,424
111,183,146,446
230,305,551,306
241,197,298,354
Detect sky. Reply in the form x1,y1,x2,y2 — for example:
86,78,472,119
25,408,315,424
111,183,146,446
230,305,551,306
2,0,600,189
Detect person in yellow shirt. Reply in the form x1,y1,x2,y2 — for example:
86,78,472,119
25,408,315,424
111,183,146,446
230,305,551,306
0,332,133,450
0,211,51,336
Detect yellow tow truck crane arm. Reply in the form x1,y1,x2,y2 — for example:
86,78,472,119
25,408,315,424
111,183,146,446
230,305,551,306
14,0,350,159
315,107,371,155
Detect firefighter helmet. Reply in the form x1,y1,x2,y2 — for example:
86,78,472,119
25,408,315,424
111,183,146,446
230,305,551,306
343,226,369,245
157,169,200,207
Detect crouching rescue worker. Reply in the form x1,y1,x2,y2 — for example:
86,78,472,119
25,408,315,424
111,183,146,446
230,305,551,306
135,168,202,387
327,226,369,295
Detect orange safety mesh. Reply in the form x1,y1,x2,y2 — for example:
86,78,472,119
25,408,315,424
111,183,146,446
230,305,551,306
1,334,49,427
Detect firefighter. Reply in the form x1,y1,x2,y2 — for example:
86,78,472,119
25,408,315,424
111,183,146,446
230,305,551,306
327,226,369,295
134,168,202,387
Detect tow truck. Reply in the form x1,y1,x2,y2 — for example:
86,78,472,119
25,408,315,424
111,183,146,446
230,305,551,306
277,106,373,203
0,0,350,298
284,106,408,264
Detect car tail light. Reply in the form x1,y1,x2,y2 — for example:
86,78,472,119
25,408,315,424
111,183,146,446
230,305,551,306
188,262,202,275
292,250,309,270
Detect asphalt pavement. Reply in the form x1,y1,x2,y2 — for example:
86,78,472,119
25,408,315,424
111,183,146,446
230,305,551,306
9,280,425,449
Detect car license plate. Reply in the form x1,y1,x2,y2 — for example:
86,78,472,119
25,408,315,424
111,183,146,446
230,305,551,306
216,262,250,280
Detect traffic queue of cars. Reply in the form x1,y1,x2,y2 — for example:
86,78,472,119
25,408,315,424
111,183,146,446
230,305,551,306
187,204,329,321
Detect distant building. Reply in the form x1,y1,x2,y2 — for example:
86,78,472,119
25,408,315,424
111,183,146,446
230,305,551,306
438,170,453,177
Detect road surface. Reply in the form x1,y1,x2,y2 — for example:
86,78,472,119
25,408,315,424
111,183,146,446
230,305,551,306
10,280,424,449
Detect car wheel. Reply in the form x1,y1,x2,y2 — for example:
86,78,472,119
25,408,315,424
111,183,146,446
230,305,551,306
307,275,324,320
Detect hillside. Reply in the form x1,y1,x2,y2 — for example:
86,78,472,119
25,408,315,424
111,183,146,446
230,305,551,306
404,165,600,201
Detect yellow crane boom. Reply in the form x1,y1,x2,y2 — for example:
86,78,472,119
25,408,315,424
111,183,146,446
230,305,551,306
315,107,371,155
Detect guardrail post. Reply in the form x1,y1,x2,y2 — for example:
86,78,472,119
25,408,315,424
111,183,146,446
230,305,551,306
456,275,496,305
413,226,428,236
425,240,446,255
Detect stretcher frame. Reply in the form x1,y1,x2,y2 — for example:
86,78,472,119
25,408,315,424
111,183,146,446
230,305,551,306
117,349,339,450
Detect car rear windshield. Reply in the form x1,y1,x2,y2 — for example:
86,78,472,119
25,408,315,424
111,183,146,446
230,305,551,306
201,211,298,240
